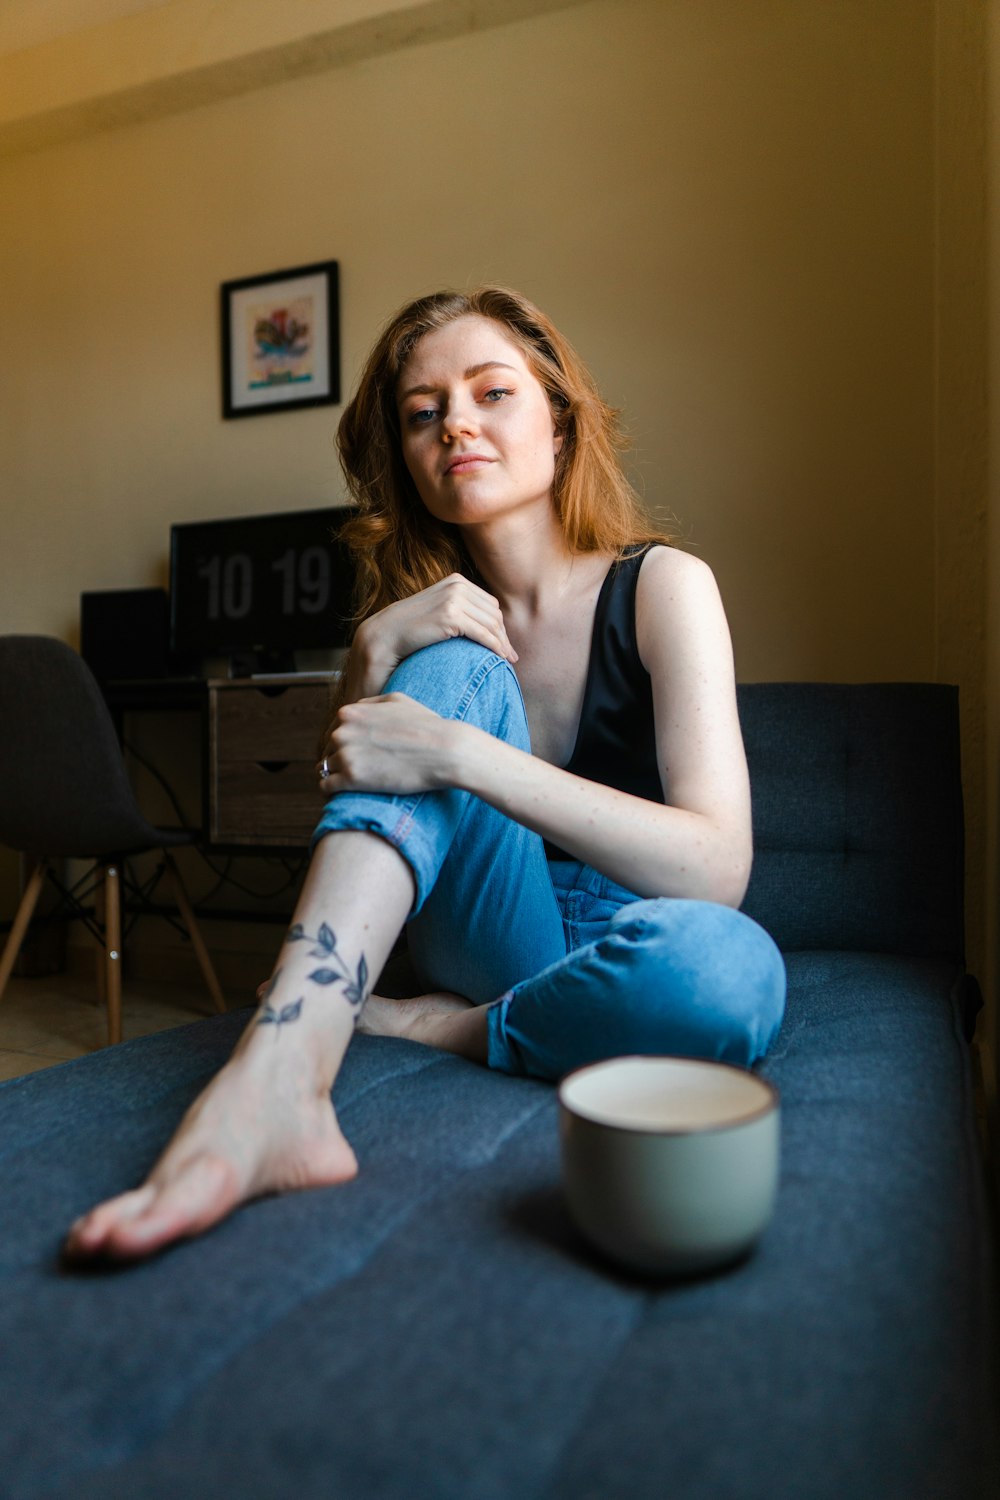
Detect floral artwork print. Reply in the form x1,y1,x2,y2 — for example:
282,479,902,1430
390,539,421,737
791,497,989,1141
247,296,314,391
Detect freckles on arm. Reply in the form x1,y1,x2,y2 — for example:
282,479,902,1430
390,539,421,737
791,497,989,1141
637,549,753,902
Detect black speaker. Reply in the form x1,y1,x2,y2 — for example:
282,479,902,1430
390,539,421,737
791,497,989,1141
80,587,171,682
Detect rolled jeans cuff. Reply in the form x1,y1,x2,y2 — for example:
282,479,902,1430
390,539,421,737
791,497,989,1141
485,992,517,1072
311,790,459,917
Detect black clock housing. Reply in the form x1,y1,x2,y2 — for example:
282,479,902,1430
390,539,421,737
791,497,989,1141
169,506,355,675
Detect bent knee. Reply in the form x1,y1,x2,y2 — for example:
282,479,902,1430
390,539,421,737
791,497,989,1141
604,898,786,1067
382,638,527,747
389,636,506,684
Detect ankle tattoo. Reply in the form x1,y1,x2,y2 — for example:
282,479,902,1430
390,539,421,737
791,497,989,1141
256,968,303,1032
256,922,370,1034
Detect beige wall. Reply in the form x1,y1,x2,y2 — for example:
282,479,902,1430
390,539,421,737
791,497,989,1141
0,0,941,679
0,0,991,1055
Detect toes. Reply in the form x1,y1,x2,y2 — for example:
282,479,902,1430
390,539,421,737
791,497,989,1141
65,1157,241,1262
101,1156,242,1259
64,1184,158,1257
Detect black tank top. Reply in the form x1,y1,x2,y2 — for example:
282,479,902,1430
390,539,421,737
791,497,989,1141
544,546,665,859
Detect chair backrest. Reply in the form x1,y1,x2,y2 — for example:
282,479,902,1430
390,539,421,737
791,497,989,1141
0,635,166,858
738,682,964,961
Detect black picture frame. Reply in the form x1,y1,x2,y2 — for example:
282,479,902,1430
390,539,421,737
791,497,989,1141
220,260,340,419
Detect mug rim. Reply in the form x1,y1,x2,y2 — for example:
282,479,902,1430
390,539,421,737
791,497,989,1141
558,1054,780,1137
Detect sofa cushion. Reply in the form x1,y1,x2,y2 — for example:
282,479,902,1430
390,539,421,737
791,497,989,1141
738,684,964,961
0,949,995,1499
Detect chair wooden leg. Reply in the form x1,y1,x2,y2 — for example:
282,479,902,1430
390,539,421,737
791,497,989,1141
103,862,123,1046
93,869,107,1009
0,859,48,1002
162,851,226,1014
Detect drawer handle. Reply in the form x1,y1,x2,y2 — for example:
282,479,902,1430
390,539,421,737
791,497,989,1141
255,760,291,774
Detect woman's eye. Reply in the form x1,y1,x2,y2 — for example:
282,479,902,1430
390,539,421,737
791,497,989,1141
482,387,514,403
408,407,438,426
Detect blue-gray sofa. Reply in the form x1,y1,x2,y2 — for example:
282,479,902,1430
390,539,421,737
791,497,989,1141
0,683,996,1499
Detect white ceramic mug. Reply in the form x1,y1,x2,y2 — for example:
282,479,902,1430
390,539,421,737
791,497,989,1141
559,1055,780,1276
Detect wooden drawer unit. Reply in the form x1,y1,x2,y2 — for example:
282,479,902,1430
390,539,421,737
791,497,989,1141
209,676,335,846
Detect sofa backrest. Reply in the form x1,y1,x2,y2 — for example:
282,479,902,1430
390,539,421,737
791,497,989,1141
737,683,964,960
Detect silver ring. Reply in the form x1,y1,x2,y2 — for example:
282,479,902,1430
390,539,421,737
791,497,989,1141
318,758,332,780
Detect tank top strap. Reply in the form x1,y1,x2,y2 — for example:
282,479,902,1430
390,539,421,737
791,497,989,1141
544,545,663,860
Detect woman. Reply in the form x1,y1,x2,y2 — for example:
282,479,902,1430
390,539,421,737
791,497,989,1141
66,287,785,1262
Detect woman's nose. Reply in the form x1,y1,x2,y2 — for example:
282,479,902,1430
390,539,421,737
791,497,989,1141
441,397,480,442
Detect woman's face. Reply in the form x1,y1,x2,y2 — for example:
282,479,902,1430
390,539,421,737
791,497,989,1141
396,315,562,531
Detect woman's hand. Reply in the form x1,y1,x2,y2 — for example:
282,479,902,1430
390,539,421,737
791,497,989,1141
318,693,460,797
350,574,517,699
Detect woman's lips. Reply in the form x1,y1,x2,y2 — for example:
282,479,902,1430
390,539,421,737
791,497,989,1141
444,454,493,475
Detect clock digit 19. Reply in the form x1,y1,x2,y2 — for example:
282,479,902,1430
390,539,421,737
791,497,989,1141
272,546,331,616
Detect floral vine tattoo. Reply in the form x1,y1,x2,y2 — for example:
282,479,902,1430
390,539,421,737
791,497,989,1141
256,968,303,1034
255,922,371,1036
289,922,369,1006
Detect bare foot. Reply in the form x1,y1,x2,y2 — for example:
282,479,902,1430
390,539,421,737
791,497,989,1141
359,990,470,1041
63,1040,357,1263
359,991,488,1064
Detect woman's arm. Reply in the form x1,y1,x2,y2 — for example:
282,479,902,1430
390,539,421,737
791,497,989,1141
342,574,519,703
322,550,752,907
318,573,519,755
453,550,750,903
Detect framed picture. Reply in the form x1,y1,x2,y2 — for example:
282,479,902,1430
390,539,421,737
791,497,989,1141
220,260,340,419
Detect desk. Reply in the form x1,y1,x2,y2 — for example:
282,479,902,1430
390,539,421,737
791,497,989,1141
209,676,334,846
103,675,336,851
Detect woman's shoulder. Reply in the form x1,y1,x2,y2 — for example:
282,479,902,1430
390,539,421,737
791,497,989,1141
636,543,718,591
634,546,728,670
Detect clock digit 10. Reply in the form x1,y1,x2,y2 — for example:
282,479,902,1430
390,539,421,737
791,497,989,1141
196,547,331,621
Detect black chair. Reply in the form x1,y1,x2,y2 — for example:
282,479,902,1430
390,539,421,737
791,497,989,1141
0,635,225,1044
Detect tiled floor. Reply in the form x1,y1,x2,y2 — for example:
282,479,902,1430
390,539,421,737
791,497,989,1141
0,970,226,1081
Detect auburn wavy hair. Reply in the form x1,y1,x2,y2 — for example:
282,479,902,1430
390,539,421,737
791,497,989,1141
335,286,674,625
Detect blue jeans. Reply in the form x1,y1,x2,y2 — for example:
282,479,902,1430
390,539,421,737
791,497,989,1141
312,639,786,1081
